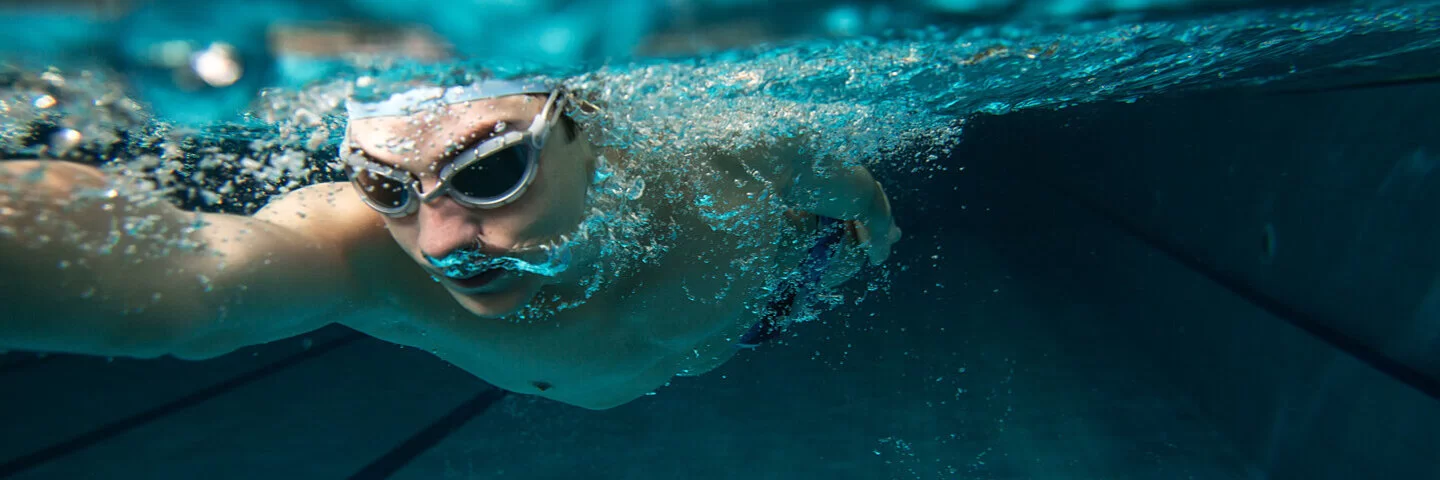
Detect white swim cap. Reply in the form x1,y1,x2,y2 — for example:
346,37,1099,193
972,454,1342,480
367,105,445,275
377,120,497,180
345,78,553,119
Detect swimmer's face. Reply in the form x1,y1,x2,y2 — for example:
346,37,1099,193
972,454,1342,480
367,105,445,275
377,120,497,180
344,94,592,318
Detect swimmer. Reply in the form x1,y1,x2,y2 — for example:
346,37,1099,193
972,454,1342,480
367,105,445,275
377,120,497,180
0,79,900,410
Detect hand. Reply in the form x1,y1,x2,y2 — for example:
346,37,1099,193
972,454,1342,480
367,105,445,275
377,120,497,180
854,181,900,266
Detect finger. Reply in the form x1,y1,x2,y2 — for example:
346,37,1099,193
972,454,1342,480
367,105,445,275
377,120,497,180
854,221,872,246
868,241,890,266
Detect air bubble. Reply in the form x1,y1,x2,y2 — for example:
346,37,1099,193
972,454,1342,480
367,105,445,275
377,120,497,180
49,128,82,153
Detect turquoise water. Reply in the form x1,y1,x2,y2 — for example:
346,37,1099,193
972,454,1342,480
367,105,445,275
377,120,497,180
3,0,1436,214
4,1,1437,155
2,0,1439,478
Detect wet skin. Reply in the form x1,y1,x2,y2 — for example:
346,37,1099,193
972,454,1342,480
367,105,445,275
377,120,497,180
0,94,894,410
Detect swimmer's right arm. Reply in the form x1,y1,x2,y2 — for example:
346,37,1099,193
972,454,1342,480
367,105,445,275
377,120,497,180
0,161,378,359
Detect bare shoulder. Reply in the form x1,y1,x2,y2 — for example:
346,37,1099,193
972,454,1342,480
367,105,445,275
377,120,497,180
252,182,388,250
252,182,424,326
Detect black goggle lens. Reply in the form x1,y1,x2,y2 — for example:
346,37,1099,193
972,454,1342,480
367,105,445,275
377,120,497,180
450,144,533,201
353,169,410,210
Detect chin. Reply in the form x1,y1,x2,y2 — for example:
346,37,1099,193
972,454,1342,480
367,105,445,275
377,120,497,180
449,274,545,318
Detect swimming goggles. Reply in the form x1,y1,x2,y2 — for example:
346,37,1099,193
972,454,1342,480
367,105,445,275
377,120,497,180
342,89,562,217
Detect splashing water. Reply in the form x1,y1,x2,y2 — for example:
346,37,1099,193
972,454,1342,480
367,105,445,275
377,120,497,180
2,0,1439,320
424,246,571,280
423,154,650,283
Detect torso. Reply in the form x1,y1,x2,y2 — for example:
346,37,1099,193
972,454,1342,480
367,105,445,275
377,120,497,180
331,149,852,410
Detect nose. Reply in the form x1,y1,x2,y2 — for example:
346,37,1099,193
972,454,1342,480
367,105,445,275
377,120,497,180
415,195,485,260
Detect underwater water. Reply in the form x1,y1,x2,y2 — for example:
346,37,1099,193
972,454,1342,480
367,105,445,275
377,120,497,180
2,0,1439,478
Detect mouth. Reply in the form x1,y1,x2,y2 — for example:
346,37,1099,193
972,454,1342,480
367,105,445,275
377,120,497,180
440,267,513,294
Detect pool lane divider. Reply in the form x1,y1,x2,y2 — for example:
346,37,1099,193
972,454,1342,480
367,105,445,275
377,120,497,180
1042,180,1440,404
0,331,366,478
346,388,509,480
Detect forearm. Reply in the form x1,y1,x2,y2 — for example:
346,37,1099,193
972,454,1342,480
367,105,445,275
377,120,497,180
783,159,887,224
0,161,346,358
779,157,899,265
1,162,202,355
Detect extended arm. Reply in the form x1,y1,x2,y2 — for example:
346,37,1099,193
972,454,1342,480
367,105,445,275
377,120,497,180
0,161,374,359
780,156,899,265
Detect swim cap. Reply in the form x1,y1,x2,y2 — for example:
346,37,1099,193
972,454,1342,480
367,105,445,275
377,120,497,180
345,78,552,119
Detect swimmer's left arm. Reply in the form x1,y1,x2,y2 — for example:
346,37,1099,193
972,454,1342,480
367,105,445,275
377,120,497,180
778,156,900,265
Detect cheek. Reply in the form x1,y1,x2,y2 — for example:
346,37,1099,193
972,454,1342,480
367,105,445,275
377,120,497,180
488,187,554,238
383,218,421,251
535,155,589,221
496,161,583,235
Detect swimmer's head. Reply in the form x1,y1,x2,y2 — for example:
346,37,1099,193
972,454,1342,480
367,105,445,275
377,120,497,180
341,79,596,318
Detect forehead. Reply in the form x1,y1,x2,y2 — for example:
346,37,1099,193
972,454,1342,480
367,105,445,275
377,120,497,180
344,95,544,168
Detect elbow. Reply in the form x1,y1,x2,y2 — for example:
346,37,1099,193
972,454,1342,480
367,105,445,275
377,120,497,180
91,304,218,360
168,345,235,361
91,317,194,359
100,330,236,361
535,384,651,411
167,331,246,360
0,311,189,360
569,396,634,411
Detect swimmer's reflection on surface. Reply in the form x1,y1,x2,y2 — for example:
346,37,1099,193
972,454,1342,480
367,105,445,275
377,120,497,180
0,79,899,410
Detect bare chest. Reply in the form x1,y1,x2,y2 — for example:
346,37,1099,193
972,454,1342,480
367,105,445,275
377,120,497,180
339,161,809,407
344,233,774,406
